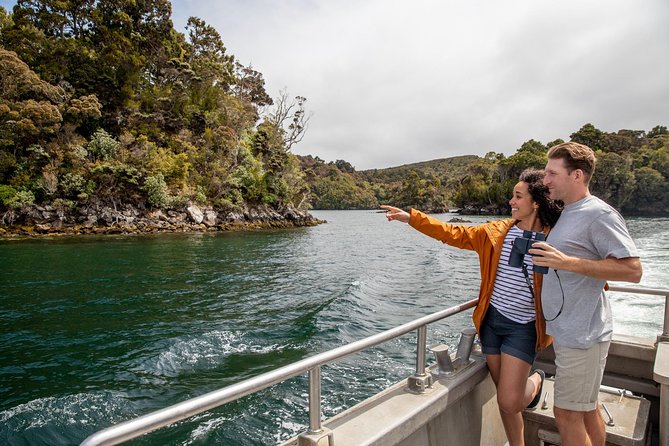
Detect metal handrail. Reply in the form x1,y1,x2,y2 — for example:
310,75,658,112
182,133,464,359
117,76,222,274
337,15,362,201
81,298,479,446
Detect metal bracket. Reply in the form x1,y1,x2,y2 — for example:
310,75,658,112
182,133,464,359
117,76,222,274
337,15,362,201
541,392,549,410
601,402,615,426
430,344,455,374
408,373,433,392
297,427,334,446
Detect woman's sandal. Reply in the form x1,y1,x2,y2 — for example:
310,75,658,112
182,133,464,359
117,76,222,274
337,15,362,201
527,369,545,409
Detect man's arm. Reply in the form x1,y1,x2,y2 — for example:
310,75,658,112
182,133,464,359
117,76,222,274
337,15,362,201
530,242,643,283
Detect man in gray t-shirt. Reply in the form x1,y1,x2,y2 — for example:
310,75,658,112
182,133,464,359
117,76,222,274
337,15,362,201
530,142,642,446
541,195,638,347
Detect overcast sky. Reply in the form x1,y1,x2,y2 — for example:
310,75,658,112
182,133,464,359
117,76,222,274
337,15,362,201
3,1,668,170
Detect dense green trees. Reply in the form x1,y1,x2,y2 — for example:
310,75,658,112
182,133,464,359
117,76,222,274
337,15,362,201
0,1,310,220
299,156,377,209
300,124,669,216
432,124,669,215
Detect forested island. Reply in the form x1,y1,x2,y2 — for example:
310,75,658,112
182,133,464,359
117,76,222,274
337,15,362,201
0,1,319,236
1,2,668,238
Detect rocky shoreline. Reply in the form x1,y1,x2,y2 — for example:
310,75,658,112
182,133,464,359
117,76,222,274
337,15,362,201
0,202,325,237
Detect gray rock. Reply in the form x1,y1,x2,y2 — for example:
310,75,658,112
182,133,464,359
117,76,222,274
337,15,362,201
203,210,217,226
146,209,166,221
170,213,187,224
186,204,204,225
84,215,98,228
100,209,115,224
226,212,244,222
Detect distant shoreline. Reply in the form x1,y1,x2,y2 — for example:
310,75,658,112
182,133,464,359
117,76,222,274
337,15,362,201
0,203,325,238
0,219,325,238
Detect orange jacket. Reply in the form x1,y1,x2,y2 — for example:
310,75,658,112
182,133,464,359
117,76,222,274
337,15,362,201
409,209,552,351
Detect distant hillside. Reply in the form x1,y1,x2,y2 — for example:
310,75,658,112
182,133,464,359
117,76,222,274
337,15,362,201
300,123,669,216
359,155,479,184
298,154,481,212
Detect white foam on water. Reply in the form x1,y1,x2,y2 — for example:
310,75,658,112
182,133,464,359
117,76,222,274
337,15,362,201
185,414,231,444
146,330,286,377
0,391,132,441
275,420,306,443
610,290,665,338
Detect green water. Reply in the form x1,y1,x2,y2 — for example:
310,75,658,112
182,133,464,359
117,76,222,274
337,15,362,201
1,211,667,445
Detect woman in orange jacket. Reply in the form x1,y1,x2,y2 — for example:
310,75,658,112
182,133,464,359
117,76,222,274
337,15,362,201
382,168,562,446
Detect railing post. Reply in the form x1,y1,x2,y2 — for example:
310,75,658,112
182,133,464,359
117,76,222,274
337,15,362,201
298,367,334,446
654,342,669,446
308,366,322,434
660,383,669,446
408,325,432,392
661,293,669,343
416,325,427,376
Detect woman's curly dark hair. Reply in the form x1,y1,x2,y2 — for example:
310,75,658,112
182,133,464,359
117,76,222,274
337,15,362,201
519,168,563,228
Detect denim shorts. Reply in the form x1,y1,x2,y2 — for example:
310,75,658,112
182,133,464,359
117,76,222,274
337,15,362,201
479,305,537,365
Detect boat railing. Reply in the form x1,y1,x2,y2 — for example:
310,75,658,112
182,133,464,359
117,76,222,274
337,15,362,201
81,298,479,445
80,286,669,446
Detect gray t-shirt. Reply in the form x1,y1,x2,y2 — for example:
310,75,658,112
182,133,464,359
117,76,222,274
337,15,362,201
541,195,638,348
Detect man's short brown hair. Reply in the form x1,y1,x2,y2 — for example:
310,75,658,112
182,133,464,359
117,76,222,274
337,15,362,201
547,142,597,183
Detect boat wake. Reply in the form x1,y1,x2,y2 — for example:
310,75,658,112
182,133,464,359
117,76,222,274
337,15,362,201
140,330,289,378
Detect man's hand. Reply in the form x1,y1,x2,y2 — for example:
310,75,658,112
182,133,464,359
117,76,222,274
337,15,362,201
380,205,410,223
530,242,642,282
529,242,574,271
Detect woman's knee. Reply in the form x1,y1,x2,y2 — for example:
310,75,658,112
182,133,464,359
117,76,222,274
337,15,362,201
497,391,524,414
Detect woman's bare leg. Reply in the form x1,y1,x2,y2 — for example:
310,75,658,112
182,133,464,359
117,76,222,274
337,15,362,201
486,353,541,446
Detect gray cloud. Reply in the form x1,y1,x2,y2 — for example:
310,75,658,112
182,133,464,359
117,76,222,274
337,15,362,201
176,1,669,169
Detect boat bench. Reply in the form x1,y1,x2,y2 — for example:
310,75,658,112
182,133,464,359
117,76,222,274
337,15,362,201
523,378,651,446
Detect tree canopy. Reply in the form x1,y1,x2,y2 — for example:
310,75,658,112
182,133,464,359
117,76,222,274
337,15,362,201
0,0,311,220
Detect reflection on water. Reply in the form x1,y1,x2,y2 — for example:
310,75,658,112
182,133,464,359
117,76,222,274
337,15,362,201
0,211,666,445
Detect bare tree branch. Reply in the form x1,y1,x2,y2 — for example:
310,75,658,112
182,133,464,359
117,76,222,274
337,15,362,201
266,88,312,151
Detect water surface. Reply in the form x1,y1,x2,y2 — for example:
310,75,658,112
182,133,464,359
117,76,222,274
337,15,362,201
1,211,666,445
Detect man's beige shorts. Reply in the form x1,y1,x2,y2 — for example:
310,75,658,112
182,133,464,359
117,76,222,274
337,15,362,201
553,341,610,411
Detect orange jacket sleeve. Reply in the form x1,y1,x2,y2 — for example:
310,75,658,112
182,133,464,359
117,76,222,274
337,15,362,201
408,209,488,252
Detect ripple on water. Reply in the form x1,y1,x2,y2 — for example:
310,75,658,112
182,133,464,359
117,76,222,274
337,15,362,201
0,391,134,445
138,330,290,378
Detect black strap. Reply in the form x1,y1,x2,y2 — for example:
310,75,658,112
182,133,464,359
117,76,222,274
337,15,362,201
522,264,563,322
521,263,534,294
544,270,564,321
